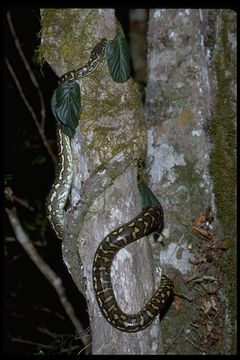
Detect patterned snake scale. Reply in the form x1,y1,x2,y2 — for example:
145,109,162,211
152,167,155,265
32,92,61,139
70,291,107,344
46,38,174,332
93,205,174,332
46,39,107,239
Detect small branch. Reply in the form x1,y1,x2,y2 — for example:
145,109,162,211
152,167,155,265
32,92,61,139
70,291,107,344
10,336,54,349
13,194,35,211
5,57,56,165
174,292,193,302
167,234,185,262
78,341,92,355
187,275,217,284
186,336,205,353
5,207,89,348
4,185,35,212
7,11,46,127
164,327,185,354
37,326,61,339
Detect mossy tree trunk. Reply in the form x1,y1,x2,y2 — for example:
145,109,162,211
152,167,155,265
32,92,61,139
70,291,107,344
40,8,236,355
40,8,166,355
145,9,236,354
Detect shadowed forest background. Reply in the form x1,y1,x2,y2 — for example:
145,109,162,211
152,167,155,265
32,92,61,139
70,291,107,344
3,7,236,355
4,8,146,355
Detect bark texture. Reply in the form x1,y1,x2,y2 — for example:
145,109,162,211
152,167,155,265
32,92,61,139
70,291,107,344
145,9,236,354
40,8,236,355
40,8,165,355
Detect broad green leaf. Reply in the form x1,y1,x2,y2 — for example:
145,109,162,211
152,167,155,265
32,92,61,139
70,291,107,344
58,121,75,138
51,81,81,138
139,181,161,208
106,24,131,82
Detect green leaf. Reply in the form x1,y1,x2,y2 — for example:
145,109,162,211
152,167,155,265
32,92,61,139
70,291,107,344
34,350,45,355
51,81,81,138
32,155,46,166
25,222,37,231
106,24,131,82
5,174,13,181
139,181,161,208
58,121,76,138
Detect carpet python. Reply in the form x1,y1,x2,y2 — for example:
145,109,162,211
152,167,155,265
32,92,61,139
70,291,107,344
93,205,174,332
46,38,174,332
46,38,107,239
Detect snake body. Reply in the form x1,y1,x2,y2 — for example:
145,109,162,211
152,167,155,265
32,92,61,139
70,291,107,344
92,205,174,332
59,38,107,83
46,38,107,239
46,38,174,332
46,128,73,239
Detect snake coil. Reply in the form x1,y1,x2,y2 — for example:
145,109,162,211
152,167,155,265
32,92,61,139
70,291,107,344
46,38,174,332
92,205,174,332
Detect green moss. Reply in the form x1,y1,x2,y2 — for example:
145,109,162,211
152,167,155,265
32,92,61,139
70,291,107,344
208,16,236,235
220,238,237,352
35,9,102,70
207,10,236,353
36,9,145,174
76,70,145,166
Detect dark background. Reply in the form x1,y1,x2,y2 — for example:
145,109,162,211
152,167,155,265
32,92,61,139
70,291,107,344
3,7,134,355
4,8,87,355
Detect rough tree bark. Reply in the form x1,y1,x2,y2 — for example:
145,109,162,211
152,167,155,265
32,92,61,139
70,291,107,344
40,8,236,355
145,9,236,354
40,9,167,355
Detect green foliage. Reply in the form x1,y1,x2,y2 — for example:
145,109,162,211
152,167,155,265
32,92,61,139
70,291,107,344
206,12,236,353
139,181,161,208
106,22,131,83
51,81,81,138
5,174,13,181
32,155,46,166
34,350,45,355
208,18,236,234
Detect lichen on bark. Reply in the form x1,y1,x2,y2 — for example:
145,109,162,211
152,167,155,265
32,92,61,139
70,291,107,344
205,9,237,353
145,9,236,354
40,8,164,355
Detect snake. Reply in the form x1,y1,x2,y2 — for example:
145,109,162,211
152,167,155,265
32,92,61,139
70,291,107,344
46,38,174,332
92,205,174,332
46,38,107,239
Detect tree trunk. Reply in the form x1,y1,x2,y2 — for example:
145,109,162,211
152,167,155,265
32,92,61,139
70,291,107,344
145,9,236,354
40,8,236,355
40,8,165,354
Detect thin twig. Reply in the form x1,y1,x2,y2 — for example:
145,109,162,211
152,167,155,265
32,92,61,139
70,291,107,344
4,185,35,211
164,327,185,354
36,326,58,339
13,195,35,211
174,292,193,302
10,336,54,349
168,234,185,262
188,275,217,284
5,57,56,164
7,11,46,127
78,341,92,355
186,337,205,353
186,270,207,283
5,207,89,348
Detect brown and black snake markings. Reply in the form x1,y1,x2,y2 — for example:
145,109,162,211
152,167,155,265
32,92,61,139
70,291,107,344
46,38,108,239
46,38,174,332
59,38,107,83
92,205,174,332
